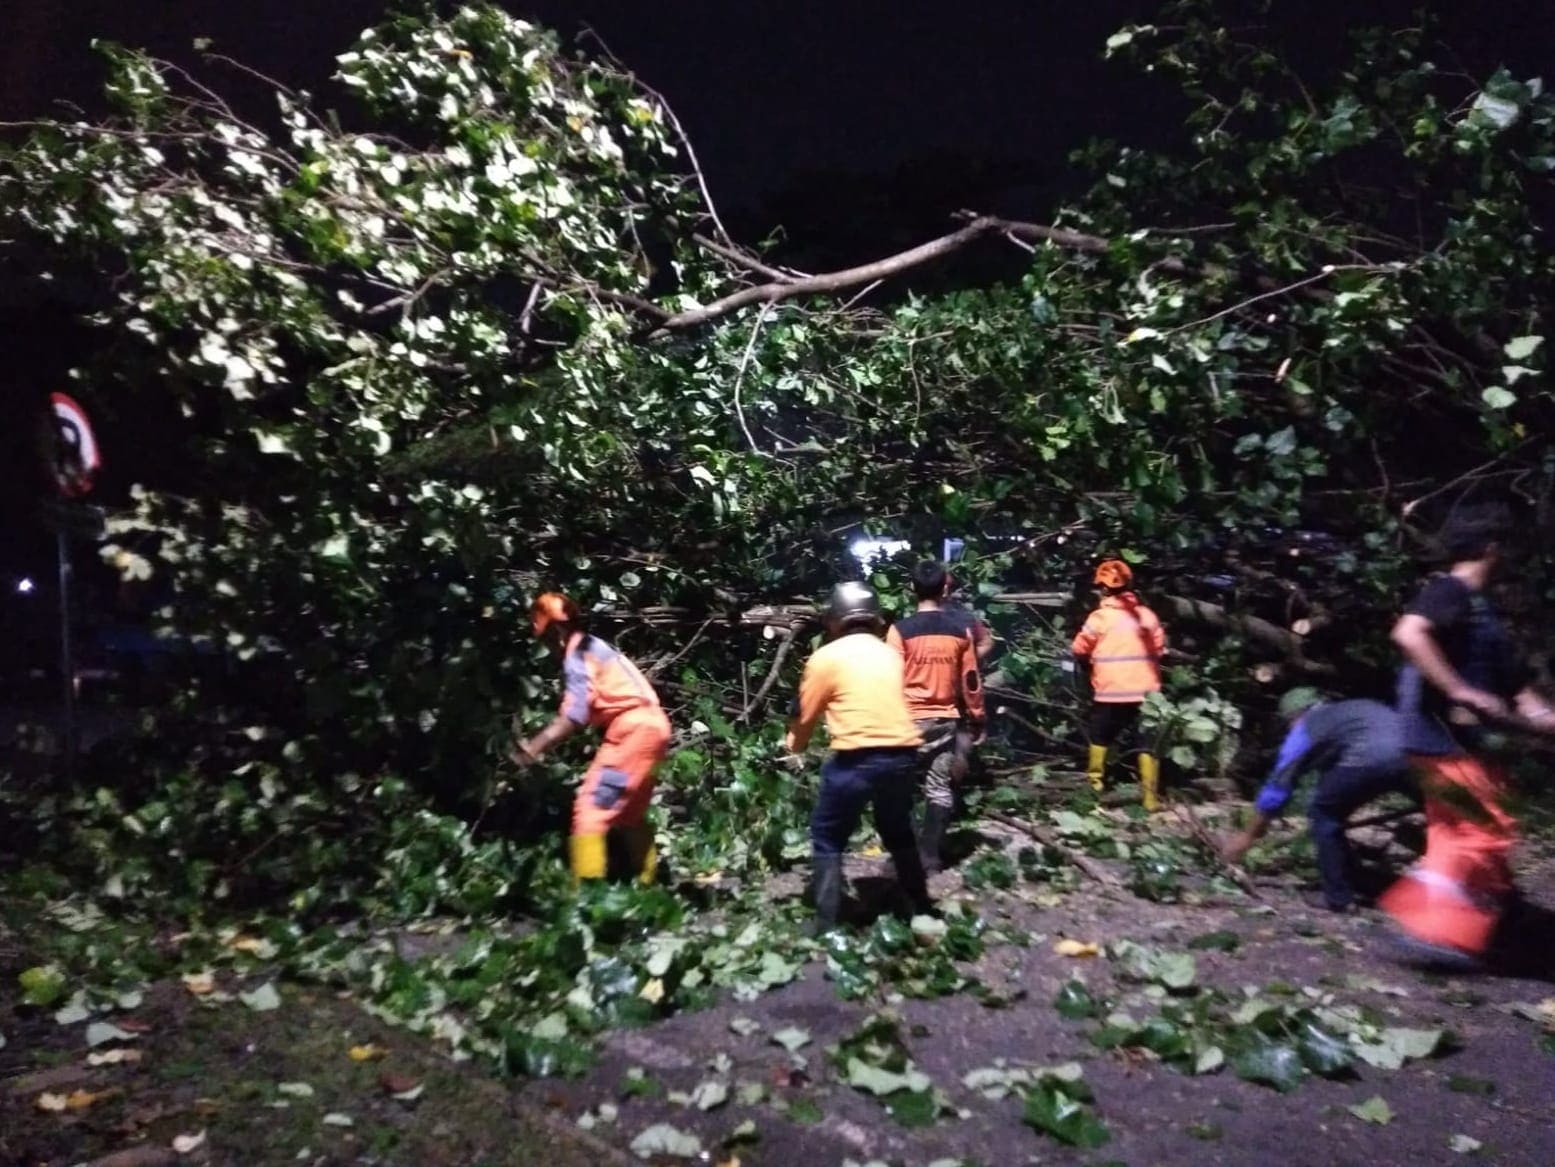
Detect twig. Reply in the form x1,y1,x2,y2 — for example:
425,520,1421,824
581,26,737,251
646,617,715,680
731,301,775,455
1164,263,1389,336
980,811,1123,888
693,233,802,283
1173,804,1263,899
739,628,798,722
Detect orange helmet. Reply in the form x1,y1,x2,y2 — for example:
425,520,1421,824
1093,559,1133,590
530,591,580,636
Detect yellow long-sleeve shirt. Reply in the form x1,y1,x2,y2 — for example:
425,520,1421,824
786,631,923,753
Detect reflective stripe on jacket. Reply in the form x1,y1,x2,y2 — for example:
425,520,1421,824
1071,594,1164,704
561,632,663,728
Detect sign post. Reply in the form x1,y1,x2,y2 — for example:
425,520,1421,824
47,392,102,777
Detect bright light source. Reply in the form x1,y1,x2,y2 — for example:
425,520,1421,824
849,537,910,571
16,577,35,595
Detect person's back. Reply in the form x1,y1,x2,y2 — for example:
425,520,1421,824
1301,698,1403,772
788,583,932,932
796,632,920,751
1075,595,1165,702
889,608,986,722
888,560,989,871
1072,559,1168,810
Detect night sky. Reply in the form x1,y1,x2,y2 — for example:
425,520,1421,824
3,1,1554,582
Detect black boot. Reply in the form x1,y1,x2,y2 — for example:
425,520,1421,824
890,847,937,918
808,854,846,935
917,802,953,874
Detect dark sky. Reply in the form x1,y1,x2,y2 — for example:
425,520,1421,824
3,1,1554,581
5,2,1554,247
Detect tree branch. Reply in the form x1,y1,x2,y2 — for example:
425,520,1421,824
655,216,1010,333
739,627,798,722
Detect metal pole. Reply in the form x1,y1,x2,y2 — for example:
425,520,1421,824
58,527,76,778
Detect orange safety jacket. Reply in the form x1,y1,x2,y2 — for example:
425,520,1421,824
886,608,987,724
1071,594,1165,704
560,631,663,728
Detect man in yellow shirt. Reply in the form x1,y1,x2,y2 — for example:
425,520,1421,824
787,582,932,931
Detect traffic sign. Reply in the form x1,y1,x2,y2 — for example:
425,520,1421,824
50,392,101,497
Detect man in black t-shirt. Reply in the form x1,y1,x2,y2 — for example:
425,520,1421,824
1380,503,1555,969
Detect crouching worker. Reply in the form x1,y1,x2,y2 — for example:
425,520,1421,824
887,560,987,873
1072,559,1168,810
1221,688,1412,912
787,582,933,932
1381,503,1555,970
512,592,672,886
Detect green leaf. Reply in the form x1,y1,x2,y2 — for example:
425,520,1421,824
18,966,67,1008
1189,1121,1223,1141
1265,426,1297,456
1297,1023,1354,1079
723,1119,759,1147
688,1078,728,1111
1187,930,1240,952
1194,1045,1225,1075
1055,980,1099,1020
240,982,282,1012
531,1012,568,1041
86,1020,136,1047
770,1026,811,1053
1153,952,1197,990
629,1122,702,1160
1347,1095,1394,1125
1481,386,1517,410
884,1088,939,1127
1021,1081,1110,1148
843,1057,930,1096
1352,1026,1444,1070
1503,335,1543,361
1232,1043,1305,1092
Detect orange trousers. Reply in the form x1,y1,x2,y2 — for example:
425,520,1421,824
571,706,672,836
1378,752,1516,957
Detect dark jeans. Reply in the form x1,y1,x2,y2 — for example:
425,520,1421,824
811,747,919,858
1308,763,1417,909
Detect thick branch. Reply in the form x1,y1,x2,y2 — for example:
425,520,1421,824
1158,593,1334,676
655,216,1009,333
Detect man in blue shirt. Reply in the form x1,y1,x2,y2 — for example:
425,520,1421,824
1222,688,1413,912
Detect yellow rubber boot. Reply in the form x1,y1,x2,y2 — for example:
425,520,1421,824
619,823,659,886
569,833,608,886
1086,745,1108,793
1138,753,1162,813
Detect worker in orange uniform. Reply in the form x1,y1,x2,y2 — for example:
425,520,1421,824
887,560,987,873
788,582,933,931
511,593,672,886
1381,503,1555,970
1071,559,1168,811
